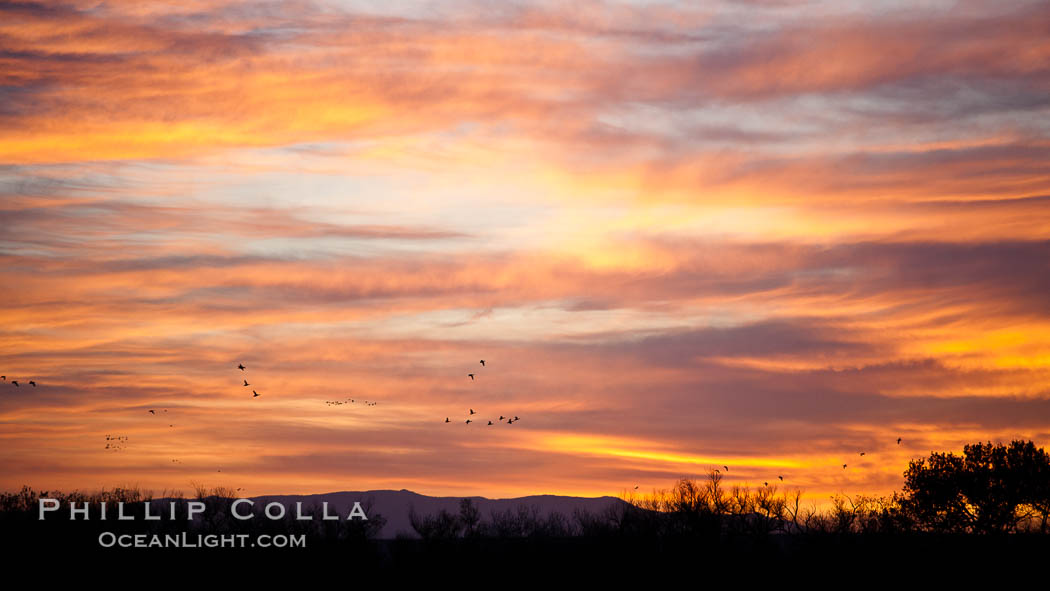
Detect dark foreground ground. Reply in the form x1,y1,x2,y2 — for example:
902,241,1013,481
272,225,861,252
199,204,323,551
6,472,1050,581
5,519,1049,581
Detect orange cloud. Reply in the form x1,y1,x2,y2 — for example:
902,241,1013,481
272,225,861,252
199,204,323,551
2,0,1049,502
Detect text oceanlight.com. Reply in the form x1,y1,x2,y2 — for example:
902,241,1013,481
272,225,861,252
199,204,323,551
97,532,306,548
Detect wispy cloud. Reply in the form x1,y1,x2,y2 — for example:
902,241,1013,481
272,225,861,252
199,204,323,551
1,0,1048,500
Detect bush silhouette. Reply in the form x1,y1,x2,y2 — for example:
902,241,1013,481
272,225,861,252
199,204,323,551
900,439,1050,534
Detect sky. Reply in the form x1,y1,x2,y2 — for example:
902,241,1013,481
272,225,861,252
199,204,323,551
1,0,1049,503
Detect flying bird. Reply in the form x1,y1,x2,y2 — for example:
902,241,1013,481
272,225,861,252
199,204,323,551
778,476,783,481
238,364,245,371
843,464,848,469
445,417,450,423
468,374,474,381
499,415,505,421
11,381,18,387
764,482,769,487
243,380,250,386
897,437,902,445
465,419,472,424
253,391,259,397
149,410,155,414
724,466,729,472
469,409,476,415
480,360,485,366
487,421,493,425
29,381,36,387
859,452,865,456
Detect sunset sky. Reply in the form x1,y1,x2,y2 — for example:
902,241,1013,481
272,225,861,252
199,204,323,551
2,0,1049,504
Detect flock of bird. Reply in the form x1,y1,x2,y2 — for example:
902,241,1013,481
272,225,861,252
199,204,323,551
111,365,260,465
446,360,523,427
8,355,910,491
238,363,262,398
325,398,378,407
146,408,174,429
104,434,128,452
3,375,36,387
708,436,906,489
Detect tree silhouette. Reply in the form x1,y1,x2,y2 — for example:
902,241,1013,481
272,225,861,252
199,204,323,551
900,440,1050,534
408,506,463,540
459,498,481,537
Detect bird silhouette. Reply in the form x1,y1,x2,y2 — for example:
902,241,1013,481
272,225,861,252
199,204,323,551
243,379,249,386
468,374,475,381
238,364,245,371
514,416,519,421
465,419,472,424
469,409,476,415
764,482,769,487
778,476,783,481
480,360,485,366
253,391,259,397
11,381,18,387
724,466,729,472
149,410,155,414
843,464,848,469
634,486,639,490
29,381,36,387
859,452,865,456
487,421,493,425
897,437,902,445
445,417,450,423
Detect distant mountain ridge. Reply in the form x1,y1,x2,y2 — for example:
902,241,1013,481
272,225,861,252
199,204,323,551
248,489,630,538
